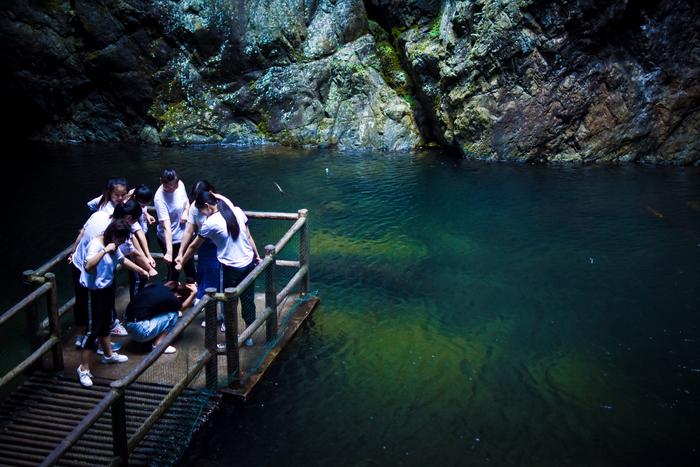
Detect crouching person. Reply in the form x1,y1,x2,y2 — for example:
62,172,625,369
124,281,196,354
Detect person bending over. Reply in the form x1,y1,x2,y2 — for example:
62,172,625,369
124,281,197,354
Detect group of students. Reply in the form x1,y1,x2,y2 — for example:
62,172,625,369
70,169,261,387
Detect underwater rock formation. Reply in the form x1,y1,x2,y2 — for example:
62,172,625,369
1,0,698,163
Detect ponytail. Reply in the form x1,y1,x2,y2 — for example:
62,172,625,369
217,199,240,240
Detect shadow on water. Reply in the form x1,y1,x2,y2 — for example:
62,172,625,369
1,143,699,466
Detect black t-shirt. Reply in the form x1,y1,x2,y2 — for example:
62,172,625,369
125,283,180,323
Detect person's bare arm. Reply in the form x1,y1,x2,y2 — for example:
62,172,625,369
134,229,156,268
85,242,115,272
122,257,149,277
175,236,205,270
180,283,198,310
162,218,174,263
176,223,195,264
67,228,85,265
247,225,261,261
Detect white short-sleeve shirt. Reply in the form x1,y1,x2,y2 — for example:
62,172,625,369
187,203,207,231
74,212,139,273
87,195,115,215
154,180,189,243
199,204,254,268
80,237,125,289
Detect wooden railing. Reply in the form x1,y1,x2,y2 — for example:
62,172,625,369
0,208,311,466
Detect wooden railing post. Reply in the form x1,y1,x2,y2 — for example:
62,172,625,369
22,270,42,367
298,209,310,294
204,289,218,391
264,245,278,341
44,273,63,372
112,389,129,466
223,287,240,387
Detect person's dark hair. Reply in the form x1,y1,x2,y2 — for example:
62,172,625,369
133,185,153,204
113,199,141,220
160,168,178,183
98,177,128,209
189,180,215,202
103,219,131,245
195,191,239,240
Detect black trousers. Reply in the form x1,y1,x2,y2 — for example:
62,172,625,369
84,287,114,351
223,260,257,327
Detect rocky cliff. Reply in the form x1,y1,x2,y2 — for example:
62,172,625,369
1,0,698,164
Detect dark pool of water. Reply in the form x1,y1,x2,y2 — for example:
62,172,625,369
2,144,699,466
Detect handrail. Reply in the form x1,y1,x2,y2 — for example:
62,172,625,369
276,265,309,304
274,216,306,254
40,389,119,467
33,244,73,276
237,307,274,344
111,296,212,390
0,336,60,389
229,255,274,298
245,211,300,220
0,283,52,327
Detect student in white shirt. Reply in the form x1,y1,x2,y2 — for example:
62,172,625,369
68,200,157,342
86,177,129,215
77,219,149,388
176,191,261,346
154,168,195,283
176,181,223,301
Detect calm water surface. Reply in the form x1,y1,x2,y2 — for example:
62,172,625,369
2,144,699,466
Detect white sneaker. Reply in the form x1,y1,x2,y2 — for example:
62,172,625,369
77,366,93,387
96,341,122,356
244,338,254,347
220,322,226,333
101,352,128,364
74,335,85,349
153,343,177,354
110,320,128,336
201,320,206,328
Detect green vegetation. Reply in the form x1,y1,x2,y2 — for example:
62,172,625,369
313,230,429,265
148,101,188,128
429,17,441,39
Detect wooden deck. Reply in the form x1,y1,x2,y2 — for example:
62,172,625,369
60,287,319,400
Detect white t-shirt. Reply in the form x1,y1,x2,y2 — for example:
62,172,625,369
139,205,150,233
187,203,207,231
200,204,254,268
154,180,189,243
74,212,139,273
80,237,125,289
87,195,115,215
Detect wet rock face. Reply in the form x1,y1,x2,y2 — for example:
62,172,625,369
1,0,698,163
0,0,420,150
394,0,700,164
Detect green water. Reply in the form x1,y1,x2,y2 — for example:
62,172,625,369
3,144,699,466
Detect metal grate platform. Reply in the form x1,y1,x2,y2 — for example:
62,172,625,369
0,373,213,466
